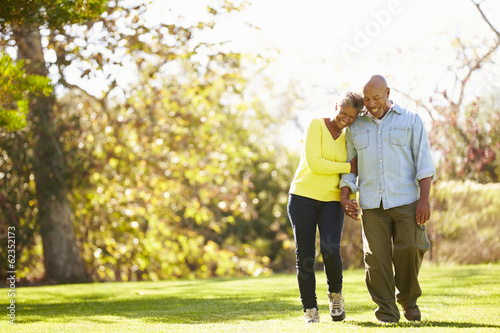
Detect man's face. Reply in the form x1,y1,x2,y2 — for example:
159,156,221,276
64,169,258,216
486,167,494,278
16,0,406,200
363,84,390,119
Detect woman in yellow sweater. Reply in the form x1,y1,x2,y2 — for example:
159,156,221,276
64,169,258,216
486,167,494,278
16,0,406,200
287,91,364,324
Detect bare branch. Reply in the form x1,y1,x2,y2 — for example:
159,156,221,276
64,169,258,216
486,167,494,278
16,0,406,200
392,87,435,122
457,38,500,106
452,1,500,107
471,0,500,38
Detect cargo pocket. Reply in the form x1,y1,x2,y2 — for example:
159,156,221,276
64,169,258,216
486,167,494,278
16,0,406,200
415,224,430,252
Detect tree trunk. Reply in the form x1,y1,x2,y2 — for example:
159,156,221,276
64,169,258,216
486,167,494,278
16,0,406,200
14,27,87,283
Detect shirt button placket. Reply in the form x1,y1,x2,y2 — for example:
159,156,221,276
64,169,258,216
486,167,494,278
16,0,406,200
378,126,384,204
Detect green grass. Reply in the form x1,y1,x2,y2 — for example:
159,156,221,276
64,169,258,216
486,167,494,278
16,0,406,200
2,264,500,332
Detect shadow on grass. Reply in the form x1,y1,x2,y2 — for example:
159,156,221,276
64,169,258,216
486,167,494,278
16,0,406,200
17,296,303,324
18,295,500,329
353,320,500,329
13,270,500,328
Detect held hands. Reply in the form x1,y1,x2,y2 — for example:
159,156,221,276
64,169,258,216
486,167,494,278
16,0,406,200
349,157,358,175
341,197,360,221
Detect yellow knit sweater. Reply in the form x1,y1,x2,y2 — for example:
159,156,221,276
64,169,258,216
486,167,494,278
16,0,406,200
289,118,353,202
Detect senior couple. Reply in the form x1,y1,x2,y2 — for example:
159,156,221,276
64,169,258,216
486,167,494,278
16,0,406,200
287,75,436,324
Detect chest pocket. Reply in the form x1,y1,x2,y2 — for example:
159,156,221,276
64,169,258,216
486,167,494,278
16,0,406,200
352,129,369,151
389,127,410,146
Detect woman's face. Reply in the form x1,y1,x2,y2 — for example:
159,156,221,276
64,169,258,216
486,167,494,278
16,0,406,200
334,105,358,129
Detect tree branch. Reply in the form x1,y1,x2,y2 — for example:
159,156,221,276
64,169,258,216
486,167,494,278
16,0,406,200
457,38,500,106
392,87,435,122
456,0,500,106
471,0,500,39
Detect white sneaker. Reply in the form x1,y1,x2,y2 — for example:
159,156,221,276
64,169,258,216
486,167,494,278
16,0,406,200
327,292,346,321
304,308,320,324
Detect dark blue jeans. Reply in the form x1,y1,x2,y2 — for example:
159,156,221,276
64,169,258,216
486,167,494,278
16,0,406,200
287,194,345,311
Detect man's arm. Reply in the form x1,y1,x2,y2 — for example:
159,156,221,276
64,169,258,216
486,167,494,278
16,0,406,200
416,177,432,226
339,128,359,192
411,114,436,184
411,114,435,226
340,126,360,220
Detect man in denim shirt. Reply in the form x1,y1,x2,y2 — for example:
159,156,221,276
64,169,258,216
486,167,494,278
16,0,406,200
340,75,436,323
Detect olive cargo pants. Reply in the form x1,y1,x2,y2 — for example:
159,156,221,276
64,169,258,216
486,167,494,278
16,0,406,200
361,201,430,322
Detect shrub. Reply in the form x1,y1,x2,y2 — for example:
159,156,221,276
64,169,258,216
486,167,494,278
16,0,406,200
428,180,500,264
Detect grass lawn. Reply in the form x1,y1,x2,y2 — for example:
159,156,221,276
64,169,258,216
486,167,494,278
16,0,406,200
1,264,500,332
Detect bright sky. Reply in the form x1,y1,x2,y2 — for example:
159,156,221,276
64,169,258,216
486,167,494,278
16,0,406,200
192,0,499,150
144,0,500,149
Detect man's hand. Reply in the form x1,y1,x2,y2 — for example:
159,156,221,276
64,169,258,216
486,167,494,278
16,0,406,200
416,198,430,226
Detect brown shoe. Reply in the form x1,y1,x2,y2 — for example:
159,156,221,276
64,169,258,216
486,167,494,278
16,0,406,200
403,305,421,321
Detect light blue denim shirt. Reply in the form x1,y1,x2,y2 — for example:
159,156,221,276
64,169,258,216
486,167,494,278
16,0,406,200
340,103,436,210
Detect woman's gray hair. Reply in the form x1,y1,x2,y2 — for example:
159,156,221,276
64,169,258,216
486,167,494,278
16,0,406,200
338,91,364,114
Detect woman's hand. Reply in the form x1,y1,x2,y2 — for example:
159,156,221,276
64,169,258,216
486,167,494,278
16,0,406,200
349,157,358,175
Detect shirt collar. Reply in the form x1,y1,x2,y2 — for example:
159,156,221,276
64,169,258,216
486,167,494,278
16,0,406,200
366,102,401,116
361,102,399,120
390,102,402,114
